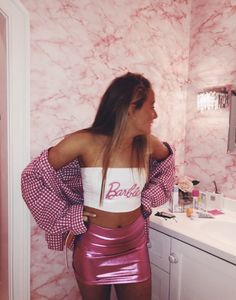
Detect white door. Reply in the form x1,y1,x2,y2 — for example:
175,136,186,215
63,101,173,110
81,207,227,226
0,1,30,299
149,228,171,300
170,238,236,300
0,11,8,300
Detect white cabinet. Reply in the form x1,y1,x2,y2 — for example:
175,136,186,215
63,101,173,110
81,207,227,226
111,228,171,300
149,228,236,300
150,264,169,300
170,238,236,300
149,229,171,272
149,228,171,300
114,227,236,300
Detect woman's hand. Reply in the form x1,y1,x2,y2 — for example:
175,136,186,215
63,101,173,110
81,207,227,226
83,211,96,222
65,211,96,248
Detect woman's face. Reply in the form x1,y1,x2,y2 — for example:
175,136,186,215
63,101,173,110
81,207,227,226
130,88,158,135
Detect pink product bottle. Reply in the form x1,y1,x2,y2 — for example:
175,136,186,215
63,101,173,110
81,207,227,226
192,188,200,209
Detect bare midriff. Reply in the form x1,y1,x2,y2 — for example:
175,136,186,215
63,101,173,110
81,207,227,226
84,205,142,228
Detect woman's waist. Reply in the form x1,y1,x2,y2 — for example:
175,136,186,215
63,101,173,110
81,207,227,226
84,206,142,228
83,194,142,213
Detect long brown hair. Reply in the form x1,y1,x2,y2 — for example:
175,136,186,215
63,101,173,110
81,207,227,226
85,72,152,203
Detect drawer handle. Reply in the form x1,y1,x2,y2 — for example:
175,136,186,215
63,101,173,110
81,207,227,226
169,253,178,264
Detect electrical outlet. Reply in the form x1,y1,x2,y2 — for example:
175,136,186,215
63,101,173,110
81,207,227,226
210,194,217,201
207,192,224,210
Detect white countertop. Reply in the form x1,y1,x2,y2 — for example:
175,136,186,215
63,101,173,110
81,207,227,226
149,207,236,265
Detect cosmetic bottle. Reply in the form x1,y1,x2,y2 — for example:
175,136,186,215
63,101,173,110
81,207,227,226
169,185,179,212
199,191,207,211
192,188,200,210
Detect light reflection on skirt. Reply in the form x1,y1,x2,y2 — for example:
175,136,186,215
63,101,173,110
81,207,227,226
72,215,151,285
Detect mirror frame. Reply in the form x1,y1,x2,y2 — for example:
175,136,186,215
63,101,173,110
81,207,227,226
227,91,236,154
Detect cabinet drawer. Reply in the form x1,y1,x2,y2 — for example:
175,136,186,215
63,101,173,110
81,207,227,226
149,228,171,273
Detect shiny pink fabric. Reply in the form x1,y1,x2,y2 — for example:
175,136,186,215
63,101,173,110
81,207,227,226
72,215,151,285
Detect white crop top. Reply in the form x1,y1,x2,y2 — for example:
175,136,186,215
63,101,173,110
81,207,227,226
81,167,146,212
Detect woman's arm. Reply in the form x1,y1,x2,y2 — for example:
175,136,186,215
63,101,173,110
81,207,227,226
21,132,96,237
141,147,175,213
48,132,85,170
150,135,171,161
21,149,87,235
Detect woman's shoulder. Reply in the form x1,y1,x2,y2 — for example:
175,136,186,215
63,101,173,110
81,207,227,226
149,134,160,149
48,130,99,169
63,130,108,156
149,134,170,160
65,130,104,145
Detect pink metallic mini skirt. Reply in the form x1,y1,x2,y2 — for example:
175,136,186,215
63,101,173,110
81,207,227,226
72,215,151,285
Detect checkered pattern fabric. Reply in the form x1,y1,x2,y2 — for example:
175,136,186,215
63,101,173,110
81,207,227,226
21,147,175,251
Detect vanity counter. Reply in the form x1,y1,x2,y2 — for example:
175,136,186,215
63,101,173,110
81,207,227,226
149,207,236,265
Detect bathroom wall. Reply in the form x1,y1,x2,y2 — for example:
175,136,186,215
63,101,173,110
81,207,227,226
20,0,191,299
185,0,236,198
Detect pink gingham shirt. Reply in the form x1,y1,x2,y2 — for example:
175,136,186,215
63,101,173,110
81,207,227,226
21,146,175,251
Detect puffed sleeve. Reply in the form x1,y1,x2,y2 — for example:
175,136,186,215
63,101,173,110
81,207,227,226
141,144,175,216
21,149,87,235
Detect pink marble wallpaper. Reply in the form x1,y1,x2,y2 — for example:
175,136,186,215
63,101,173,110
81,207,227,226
20,0,191,299
185,0,236,199
18,0,236,298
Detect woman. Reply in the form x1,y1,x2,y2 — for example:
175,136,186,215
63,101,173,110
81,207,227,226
21,72,175,300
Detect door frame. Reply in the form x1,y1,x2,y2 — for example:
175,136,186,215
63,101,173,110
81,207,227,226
0,1,30,299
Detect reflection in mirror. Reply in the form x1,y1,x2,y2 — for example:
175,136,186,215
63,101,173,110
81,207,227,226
228,91,236,154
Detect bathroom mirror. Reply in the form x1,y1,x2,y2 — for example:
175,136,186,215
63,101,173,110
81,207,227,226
227,91,236,154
